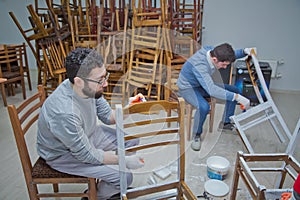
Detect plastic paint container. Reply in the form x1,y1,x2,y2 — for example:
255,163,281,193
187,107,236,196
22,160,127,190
206,156,230,180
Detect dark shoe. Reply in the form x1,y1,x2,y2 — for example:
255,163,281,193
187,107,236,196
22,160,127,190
81,189,88,200
218,121,235,132
191,135,201,151
108,192,121,200
82,191,121,200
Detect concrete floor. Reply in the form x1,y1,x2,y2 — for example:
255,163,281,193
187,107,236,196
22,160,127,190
0,69,299,199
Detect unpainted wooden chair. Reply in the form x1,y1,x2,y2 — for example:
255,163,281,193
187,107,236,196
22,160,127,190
102,9,129,109
115,98,197,200
7,85,97,200
126,25,163,101
39,37,67,91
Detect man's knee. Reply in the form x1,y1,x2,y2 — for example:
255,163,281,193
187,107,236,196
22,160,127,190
196,102,210,115
127,172,133,185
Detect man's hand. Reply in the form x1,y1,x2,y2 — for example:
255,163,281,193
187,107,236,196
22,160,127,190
125,155,145,169
128,93,146,105
244,47,256,55
235,94,250,110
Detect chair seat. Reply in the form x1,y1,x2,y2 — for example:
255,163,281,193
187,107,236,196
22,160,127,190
2,71,21,79
32,157,86,179
1,64,19,72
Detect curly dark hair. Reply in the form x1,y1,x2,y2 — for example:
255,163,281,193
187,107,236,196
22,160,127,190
210,43,236,63
65,48,104,83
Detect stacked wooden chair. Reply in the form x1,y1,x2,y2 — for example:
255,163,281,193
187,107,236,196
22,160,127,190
102,7,129,108
125,0,165,102
168,0,205,47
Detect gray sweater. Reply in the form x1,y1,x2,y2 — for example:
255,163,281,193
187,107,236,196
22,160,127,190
37,80,112,164
177,46,245,101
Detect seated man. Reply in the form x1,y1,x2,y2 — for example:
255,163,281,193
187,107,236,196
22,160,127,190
37,48,144,199
177,43,252,151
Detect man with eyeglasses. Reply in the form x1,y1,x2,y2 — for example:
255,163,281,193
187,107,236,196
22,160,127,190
36,48,144,200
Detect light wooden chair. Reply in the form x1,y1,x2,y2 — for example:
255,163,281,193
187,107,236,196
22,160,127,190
102,7,129,108
115,98,197,200
126,11,164,101
7,85,97,200
39,37,67,91
0,44,26,106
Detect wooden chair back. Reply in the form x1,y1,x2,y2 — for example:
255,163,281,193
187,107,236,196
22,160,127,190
0,44,27,106
115,98,197,199
7,85,97,200
39,37,67,90
126,24,163,101
27,4,54,38
102,7,129,108
5,43,32,91
168,0,204,46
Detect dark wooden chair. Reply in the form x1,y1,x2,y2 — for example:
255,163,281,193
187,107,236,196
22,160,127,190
0,44,26,106
7,85,97,200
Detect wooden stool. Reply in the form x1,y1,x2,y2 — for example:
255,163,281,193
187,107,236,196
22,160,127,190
186,97,216,140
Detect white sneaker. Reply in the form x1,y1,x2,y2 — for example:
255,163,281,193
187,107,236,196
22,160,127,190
191,136,201,151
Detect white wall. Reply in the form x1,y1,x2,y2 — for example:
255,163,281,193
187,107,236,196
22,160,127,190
1,0,300,92
202,0,300,92
0,0,47,71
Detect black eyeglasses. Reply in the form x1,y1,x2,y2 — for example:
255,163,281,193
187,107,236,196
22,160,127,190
80,72,110,86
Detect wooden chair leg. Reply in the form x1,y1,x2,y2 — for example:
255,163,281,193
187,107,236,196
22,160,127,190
89,178,97,200
53,183,59,193
0,82,7,106
230,152,241,200
21,79,26,100
209,98,216,133
186,103,193,141
25,70,32,91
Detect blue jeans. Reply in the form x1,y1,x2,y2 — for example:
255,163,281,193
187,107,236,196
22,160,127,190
179,84,239,137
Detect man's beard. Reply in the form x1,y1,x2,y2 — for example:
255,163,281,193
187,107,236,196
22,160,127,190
82,82,102,99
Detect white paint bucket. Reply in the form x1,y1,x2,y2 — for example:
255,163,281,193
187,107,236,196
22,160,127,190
206,156,230,180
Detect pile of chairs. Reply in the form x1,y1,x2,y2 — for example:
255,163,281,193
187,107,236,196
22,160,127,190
9,0,205,102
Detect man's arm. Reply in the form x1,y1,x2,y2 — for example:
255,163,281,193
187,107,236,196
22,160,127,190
103,151,145,169
48,114,106,164
96,97,115,125
234,49,247,59
109,110,116,124
103,151,118,164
